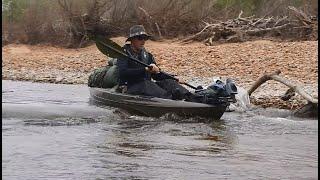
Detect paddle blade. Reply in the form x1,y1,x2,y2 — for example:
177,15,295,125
93,35,125,58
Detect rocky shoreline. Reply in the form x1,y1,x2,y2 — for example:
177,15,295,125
2,37,318,110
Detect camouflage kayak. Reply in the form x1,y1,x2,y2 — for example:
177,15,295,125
89,87,228,120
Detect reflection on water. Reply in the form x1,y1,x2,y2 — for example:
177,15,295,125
2,80,318,179
23,117,100,126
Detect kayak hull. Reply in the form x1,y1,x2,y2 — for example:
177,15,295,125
89,87,227,120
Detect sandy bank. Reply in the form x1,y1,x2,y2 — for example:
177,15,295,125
2,37,318,110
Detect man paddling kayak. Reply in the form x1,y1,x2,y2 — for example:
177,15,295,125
117,25,194,100
87,24,238,106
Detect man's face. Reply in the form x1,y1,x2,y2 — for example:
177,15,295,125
131,35,148,51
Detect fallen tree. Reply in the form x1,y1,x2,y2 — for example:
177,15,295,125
248,70,318,118
182,6,318,45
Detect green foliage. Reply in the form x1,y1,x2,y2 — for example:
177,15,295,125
238,0,256,16
2,0,52,22
292,0,303,7
2,0,28,22
214,0,305,16
215,0,257,16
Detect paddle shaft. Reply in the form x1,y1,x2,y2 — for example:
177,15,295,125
97,40,198,90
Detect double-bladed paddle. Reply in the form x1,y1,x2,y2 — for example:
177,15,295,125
89,34,200,90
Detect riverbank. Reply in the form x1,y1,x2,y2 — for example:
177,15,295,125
2,37,318,110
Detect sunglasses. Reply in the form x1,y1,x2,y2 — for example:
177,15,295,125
135,35,149,41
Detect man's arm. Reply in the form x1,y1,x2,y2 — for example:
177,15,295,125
117,56,146,79
149,54,172,81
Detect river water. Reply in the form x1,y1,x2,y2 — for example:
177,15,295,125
2,80,318,180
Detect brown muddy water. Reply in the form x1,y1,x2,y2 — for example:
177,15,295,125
2,80,318,180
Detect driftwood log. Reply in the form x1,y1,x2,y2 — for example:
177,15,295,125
248,70,318,118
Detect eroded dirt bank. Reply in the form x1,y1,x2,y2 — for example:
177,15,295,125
2,37,318,109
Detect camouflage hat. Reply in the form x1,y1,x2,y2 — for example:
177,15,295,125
126,25,151,42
